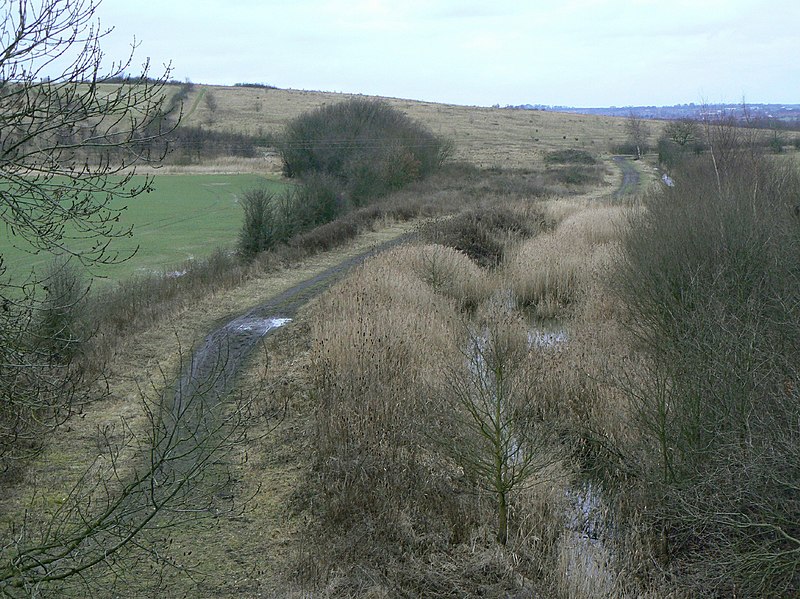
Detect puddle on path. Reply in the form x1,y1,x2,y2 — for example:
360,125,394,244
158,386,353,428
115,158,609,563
227,316,292,336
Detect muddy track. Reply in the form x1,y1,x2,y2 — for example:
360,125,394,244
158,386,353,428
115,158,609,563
160,231,415,477
612,156,640,199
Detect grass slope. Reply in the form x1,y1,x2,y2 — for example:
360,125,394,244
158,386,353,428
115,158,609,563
156,84,667,170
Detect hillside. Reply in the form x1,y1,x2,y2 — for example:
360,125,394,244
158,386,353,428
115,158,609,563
169,84,652,170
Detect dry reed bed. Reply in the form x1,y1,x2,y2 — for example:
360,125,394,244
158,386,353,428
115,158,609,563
302,198,651,596
311,251,458,455
502,204,628,319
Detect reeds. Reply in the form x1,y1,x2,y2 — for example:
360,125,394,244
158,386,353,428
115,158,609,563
301,192,644,595
502,205,628,319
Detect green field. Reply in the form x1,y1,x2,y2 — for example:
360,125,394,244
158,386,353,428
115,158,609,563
2,173,289,286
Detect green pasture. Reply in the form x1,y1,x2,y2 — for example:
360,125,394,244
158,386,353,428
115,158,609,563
2,173,289,286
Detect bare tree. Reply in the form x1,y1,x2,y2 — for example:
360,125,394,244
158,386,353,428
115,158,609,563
625,110,650,159
438,310,557,544
0,0,174,467
0,0,173,268
664,118,701,148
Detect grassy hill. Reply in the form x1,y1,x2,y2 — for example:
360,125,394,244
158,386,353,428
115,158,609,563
171,83,657,170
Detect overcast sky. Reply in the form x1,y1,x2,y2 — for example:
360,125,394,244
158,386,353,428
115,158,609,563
95,0,799,107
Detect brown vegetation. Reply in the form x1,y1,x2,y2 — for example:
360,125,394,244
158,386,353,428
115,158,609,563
288,166,643,595
13,73,799,597
151,84,661,169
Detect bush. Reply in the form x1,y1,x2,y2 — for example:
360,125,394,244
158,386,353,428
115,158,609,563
610,142,647,156
656,137,703,168
769,132,786,153
277,98,451,205
34,257,88,360
544,149,597,165
239,177,351,261
545,164,604,185
615,146,800,596
419,206,542,268
657,138,682,168
236,100,451,264
238,188,275,259
292,172,345,226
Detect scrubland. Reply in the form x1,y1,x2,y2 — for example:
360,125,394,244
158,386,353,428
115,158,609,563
297,198,634,596
3,84,798,598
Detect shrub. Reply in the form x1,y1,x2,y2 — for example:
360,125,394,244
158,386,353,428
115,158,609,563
277,98,451,205
657,138,682,168
238,188,275,259
286,219,359,255
545,164,604,185
240,177,351,261
544,149,597,165
658,135,708,168
615,147,800,596
542,150,604,186
34,256,88,360
769,132,786,153
419,206,542,268
292,171,345,226
610,142,646,156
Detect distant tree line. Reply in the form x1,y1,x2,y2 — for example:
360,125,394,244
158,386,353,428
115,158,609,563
98,74,189,86
233,82,277,89
164,126,268,162
655,112,800,167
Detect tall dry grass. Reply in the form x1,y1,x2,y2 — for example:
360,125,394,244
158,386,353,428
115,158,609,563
502,205,629,319
303,248,483,593
298,191,658,596
311,248,459,456
304,245,541,594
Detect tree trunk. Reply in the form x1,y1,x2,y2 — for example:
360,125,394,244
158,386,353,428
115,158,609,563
497,490,508,545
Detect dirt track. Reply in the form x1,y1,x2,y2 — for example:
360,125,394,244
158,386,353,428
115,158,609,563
168,232,414,450
612,156,640,199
